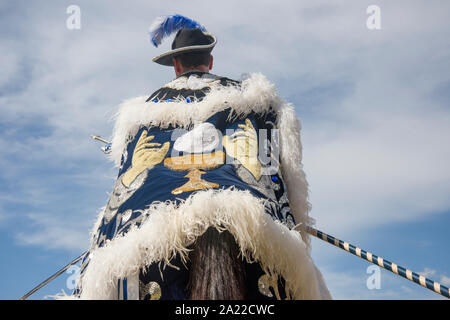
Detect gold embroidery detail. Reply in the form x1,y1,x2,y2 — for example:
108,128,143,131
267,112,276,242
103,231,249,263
164,151,225,171
171,169,219,195
223,118,262,180
140,281,161,300
122,130,170,188
164,151,225,194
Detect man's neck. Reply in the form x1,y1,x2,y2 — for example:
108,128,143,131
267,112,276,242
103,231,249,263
178,69,209,78
176,63,210,77
182,69,207,74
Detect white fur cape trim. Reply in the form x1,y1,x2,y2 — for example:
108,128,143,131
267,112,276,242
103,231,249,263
107,73,313,245
76,188,330,300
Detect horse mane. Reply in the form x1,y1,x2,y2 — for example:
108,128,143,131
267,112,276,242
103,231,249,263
188,227,246,299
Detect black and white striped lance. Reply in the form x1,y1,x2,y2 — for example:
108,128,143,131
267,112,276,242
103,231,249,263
306,226,449,299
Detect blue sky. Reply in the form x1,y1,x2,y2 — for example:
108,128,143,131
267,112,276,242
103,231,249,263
1,0,449,299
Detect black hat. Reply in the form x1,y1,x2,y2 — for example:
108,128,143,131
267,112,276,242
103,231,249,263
152,28,217,66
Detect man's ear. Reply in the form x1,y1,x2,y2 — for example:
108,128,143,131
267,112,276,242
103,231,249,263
173,57,183,76
208,55,213,70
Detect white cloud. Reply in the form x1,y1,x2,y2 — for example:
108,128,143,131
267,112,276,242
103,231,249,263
287,2,450,236
418,267,437,278
320,267,406,299
304,108,450,233
0,47,19,88
440,276,450,287
14,212,91,252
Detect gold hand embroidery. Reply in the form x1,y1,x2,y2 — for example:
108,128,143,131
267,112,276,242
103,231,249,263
222,118,262,180
121,130,170,188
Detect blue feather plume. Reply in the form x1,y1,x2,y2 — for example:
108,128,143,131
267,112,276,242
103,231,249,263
149,14,206,47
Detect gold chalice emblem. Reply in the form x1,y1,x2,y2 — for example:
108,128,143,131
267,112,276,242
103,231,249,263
164,151,225,194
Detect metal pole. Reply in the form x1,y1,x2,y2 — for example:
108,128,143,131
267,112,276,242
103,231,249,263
306,225,449,299
19,252,86,300
90,134,112,154
90,134,110,145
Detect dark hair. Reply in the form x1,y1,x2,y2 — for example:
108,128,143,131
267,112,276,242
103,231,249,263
176,51,211,68
188,227,246,299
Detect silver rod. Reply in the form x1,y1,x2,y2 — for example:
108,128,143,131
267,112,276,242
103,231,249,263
19,252,86,300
